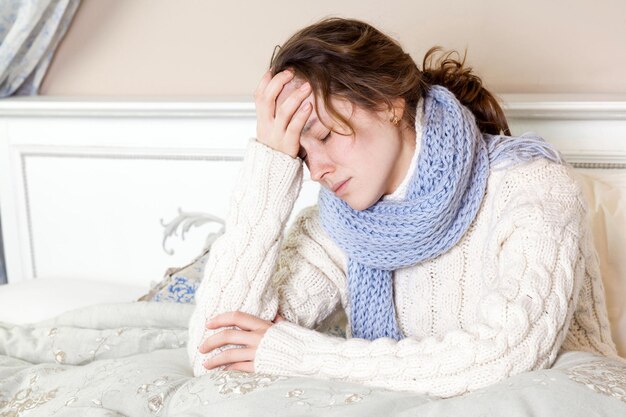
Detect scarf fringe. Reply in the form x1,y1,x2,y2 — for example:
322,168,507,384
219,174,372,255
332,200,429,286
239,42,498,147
486,132,565,170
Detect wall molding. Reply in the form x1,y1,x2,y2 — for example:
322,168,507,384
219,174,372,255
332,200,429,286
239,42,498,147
19,151,245,279
1,94,626,119
1,95,625,285
499,94,626,120
0,97,257,118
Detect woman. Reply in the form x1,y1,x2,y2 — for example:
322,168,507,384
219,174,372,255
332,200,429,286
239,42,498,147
187,17,618,398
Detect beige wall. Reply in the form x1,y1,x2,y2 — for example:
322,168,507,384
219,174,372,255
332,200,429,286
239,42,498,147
40,0,626,97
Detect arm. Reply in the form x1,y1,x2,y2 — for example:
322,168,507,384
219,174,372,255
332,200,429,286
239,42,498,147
254,160,587,398
187,139,343,377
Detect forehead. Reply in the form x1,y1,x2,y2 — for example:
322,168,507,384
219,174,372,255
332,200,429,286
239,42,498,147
275,78,356,135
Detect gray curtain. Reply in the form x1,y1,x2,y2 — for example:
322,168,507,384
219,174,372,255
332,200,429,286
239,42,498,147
0,215,5,285
0,0,82,284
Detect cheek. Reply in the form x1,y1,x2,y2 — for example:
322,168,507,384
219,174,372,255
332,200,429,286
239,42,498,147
353,141,400,204
332,145,385,208
335,136,385,175
326,135,358,166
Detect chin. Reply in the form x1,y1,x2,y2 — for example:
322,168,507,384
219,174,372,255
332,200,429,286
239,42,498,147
345,196,376,211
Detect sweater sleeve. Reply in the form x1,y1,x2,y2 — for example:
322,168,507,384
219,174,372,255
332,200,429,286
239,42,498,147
254,160,588,398
187,139,344,377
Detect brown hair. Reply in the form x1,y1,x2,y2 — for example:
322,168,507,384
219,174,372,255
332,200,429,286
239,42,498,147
269,17,511,137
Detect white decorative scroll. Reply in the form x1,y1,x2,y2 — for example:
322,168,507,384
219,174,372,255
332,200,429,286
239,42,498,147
160,207,225,256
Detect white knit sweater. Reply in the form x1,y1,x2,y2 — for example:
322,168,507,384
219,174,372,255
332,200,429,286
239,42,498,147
187,128,619,398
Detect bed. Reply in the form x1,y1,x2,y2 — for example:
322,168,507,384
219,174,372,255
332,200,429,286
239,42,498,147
0,94,625,416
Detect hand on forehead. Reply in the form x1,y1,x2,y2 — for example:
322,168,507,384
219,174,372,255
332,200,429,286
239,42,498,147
276,76,315,114
274,76,351,135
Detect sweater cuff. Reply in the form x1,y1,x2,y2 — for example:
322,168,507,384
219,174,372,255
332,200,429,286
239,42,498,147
224,138,304,233
245,138,302,197
255,320,343,377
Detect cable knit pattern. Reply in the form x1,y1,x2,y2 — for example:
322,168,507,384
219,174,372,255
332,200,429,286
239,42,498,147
187,138,346,378
318,85,564,342
187,139,299,377
188,139,620,398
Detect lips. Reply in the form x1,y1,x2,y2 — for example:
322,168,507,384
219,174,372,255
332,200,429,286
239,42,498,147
331,179,350,193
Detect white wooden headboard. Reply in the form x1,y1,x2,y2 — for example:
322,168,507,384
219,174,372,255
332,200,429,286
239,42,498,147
0,95,625,287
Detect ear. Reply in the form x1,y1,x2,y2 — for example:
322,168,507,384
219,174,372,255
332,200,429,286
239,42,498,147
390,97,407,120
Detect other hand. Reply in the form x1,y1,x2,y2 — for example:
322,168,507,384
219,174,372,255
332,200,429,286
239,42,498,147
198,311,286,372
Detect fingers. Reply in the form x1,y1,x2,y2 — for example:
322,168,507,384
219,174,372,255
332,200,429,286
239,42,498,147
206,311,273,332
283,96,313,158
203,347,256,370
198,328,252,354
224,361,255,373
275,81,312,130
253,65,315,158
255,68,295,121
254,68,273,99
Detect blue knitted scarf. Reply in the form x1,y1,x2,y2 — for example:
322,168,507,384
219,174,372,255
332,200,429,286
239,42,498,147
317,85,563,341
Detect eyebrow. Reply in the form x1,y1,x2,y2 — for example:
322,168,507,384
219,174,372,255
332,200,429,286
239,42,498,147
302,117,318,136
298,117,318,160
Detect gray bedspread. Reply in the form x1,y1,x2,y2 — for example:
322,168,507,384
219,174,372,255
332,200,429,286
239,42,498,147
1,301,625,416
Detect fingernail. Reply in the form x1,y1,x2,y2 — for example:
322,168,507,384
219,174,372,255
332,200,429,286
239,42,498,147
300,82,311,91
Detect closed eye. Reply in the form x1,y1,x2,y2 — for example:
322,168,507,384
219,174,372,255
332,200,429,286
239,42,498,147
298,131,331,161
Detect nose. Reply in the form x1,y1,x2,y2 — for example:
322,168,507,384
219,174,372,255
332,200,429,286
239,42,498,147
306,148,333,183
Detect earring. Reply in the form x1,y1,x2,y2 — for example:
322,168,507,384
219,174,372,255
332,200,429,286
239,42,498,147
390,115,400,126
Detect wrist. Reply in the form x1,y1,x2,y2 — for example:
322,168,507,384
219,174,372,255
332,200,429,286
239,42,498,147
254,138,300,160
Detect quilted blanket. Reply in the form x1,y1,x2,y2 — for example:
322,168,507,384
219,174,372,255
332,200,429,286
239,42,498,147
1,301,625,416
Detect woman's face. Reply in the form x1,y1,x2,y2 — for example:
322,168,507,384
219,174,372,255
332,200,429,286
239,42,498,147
276,77,415,211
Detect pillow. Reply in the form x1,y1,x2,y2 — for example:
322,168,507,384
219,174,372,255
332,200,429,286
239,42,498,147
138,242,349,337
138,211,225,303
137,245,211,303
314,306,348,338
574,170,626,358
0,278,147,325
